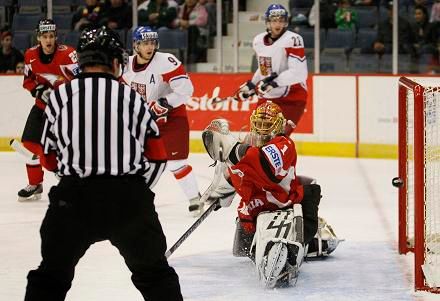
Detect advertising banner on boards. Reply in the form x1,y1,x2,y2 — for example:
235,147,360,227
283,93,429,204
187,73,313,134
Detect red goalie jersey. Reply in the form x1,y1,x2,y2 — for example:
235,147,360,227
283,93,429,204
229,135,305,232
23,44,79,97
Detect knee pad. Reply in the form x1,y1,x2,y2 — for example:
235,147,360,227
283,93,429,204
168,160,193,180
167,159,187,173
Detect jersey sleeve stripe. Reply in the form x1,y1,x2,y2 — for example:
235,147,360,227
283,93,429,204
162,64,186,82
285,47,305,59
169,75,189,82
288,54,306,62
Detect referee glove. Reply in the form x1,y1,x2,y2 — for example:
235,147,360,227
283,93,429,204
150,98,173,124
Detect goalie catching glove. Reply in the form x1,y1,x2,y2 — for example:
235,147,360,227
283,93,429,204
202,119,239,163
150,97,173,124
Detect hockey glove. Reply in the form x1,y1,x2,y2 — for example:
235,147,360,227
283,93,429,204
150,98,173,124
236,80,256,102
202,119,239,163
206,162,236,210
255,72,279,97
32,84,52,103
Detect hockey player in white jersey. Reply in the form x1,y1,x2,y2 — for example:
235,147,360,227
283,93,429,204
237,4,308,136
122,26,203,216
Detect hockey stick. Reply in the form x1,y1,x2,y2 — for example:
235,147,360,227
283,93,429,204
209,85,242,104
165,199,220,259
9,139,38,160
165,162,223,258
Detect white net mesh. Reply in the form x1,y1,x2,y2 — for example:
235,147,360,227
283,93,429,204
404,82,440,289
421,87,440,288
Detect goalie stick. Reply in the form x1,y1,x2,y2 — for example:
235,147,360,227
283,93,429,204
165,162,223,258
9,139,38,160
165,199,220,258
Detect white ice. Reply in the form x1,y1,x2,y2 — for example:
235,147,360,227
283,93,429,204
1,152,440,301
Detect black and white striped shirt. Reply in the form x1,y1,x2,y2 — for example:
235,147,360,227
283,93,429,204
41,72,166,187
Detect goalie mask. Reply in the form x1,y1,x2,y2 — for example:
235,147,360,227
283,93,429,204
249,101,285,147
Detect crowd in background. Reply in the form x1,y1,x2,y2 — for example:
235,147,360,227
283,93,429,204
0,0,218,73
1,0,440,73
292,0,440,72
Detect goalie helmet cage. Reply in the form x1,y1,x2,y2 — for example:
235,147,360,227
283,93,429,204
398,76,440,293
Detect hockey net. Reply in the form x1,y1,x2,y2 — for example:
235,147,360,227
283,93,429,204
398,77,440,292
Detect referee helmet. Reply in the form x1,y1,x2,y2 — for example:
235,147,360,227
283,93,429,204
77,27,128,70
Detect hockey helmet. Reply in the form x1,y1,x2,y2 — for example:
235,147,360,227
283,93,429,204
132,26,160,49
77,26,128,70
36,18,57,36
264,4,289,22
249,101,285,147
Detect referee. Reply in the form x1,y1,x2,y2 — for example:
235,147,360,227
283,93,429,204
24,27,183,301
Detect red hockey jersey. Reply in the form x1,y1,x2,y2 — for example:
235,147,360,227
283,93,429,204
228,135,304,231
23,44,79,94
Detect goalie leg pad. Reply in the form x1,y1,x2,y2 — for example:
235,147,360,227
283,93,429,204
252,204,305,288
306,217,343,258
232,218,254,258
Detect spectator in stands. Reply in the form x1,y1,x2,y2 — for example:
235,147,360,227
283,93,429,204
138,0,178,29
101,0,132,30
413,5,437,52
0,31,24,74
335,0,358,29
373,1,416,56
15,61,25,74
174,0,208,63
72,0,105,31
412,5,439,71
308,0,338,29
200,0,216,36
430,0,440,22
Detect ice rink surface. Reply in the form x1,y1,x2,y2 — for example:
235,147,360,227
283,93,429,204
1,152,440,301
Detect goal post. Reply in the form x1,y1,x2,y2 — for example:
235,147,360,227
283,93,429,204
398,76,440,293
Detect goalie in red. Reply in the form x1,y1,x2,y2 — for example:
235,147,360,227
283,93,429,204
18,19,79,201
202,101,341,288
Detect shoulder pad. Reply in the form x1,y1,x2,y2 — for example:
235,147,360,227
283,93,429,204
156,52,182,71
282,31,304,48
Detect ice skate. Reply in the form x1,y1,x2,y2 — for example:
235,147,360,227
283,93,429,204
188,193,203,217
18,184,43,202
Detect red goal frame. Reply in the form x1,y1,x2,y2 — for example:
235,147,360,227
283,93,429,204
398,76,440,293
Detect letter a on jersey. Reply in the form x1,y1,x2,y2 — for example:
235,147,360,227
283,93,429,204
150,74,155,84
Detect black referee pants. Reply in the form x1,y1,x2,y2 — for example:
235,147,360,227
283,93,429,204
24,175,183,301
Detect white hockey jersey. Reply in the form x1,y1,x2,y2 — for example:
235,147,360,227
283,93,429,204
122,52,193,108
252,30,308,100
